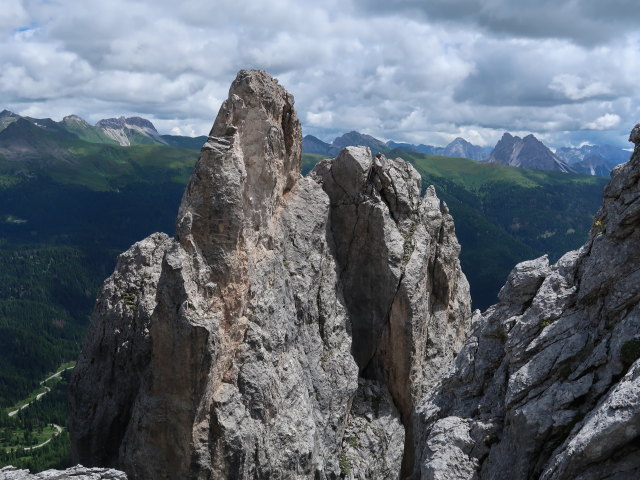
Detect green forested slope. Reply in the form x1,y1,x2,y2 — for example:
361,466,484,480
0,127,198,409
1,369,74,472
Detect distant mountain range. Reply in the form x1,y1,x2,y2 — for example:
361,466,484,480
555,144,631,177
0,109,631,177
303,132,492,161
0,110,207,150
303,130,631,177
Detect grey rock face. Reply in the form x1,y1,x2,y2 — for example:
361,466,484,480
487,133,573,173
70,70,471,479
94,116,165,146
0,465,127,480
340,379,405,479
414,125,640,479
313,147,472,474
71,70,355,480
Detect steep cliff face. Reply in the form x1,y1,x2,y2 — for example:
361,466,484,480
69,70,471,480
312,147,471,476
414,126,640,479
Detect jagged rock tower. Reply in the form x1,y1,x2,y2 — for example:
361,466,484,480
414,127,640,479
69,70,471,479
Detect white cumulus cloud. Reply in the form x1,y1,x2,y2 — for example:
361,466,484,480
0,0,637,148
583,113,621,130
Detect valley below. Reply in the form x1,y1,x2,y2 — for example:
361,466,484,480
0,362,75,472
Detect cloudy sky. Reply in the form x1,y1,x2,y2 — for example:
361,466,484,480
2,0,639,148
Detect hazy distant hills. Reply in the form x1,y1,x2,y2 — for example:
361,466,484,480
442,137,493,160
555,144,631,165
303,131,391,156
2,107,630,176
0,112,200,192
386,141,438,155
304,130,630,176
0,110,206,151
303,132,491,160
330,131,390,155
555,144,631,176
301,134,333,155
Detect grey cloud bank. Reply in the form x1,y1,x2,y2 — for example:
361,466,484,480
1,0,638,148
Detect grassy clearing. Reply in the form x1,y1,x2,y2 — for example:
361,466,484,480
1,424,59,451
302,153,329,175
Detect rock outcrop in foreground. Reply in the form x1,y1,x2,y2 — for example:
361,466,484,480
69,70,471,479
0,465,126,479
414,127,640,479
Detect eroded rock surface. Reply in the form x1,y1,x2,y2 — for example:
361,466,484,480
70,70,471,480
414,126,640,479
313,147,471,475
0,465,127,480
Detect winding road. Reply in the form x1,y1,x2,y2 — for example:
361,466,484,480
7,366,74,417
3,364,74,452
21,424,63,451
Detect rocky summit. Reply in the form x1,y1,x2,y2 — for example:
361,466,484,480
66,69,640,480
487,132,573,173
69,70,470,479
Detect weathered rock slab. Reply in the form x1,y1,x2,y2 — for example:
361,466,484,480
0,466,127,480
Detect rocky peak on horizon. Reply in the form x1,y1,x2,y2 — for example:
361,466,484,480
555,144,631,177
300,129,629,175
94,116,165,146
0,109,19,118
0,109,21,130
302,133,332,154
62,114,88,123
330,130,390,155
442,136,492,160
487,131,574,173
0,110,180,149
96,116,158,132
